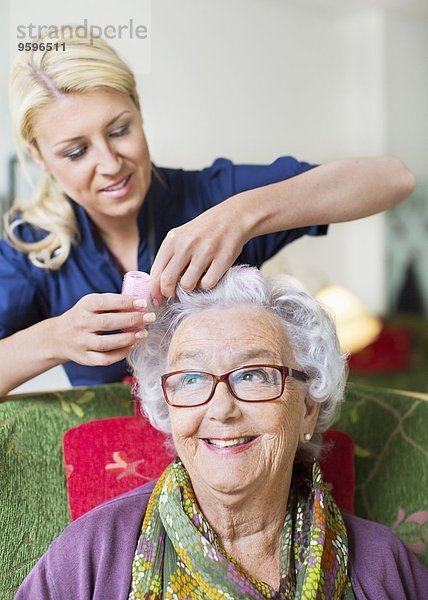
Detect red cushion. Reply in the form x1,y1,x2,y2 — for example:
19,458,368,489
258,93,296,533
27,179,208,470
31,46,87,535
321,429,355,513
63,416,172,521
63,419,355,520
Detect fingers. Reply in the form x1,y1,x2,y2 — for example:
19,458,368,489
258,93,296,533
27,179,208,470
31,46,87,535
150,231,214,300
152,246,238,299
58,294,156,367
76,293,156,333
150,233,176,304
150,208,247,300
81,293,148,313
94,310,156,333
179,259,211,292
85,344,137,368
199,258,228,290
80,329,150,367
150,227,212,301
156,255,194,299
89,330,143,354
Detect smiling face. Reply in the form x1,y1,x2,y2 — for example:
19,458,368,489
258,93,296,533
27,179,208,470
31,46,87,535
166,306,320,505
29,89,151,227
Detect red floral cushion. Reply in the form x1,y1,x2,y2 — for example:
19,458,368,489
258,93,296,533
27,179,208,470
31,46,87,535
63,419,354,520
63,416,172,520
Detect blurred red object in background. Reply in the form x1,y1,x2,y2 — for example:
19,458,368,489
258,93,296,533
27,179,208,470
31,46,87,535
349,326,411,373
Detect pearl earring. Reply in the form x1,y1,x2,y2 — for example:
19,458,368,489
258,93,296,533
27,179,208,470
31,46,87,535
304,433,312,442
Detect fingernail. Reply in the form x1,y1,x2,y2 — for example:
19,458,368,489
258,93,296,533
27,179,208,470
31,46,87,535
133,299,147,309
135,329,148,339
143,312,156,323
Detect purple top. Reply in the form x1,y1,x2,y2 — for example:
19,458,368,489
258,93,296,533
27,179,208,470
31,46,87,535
15,481,428,599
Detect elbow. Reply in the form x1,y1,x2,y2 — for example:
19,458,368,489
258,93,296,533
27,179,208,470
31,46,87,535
400,163,417,200
388,157,417,206
0,385,10,399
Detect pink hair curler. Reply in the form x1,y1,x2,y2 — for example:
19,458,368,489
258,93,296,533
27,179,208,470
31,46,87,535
121,271,152,302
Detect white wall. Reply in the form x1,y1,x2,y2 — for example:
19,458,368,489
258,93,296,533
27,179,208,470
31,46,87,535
1,0,427,316
385,12,428,181
139,0,351,167
0,4,15,199
268,7,389,310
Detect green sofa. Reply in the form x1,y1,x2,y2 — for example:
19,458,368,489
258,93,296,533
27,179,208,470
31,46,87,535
0,382,427,599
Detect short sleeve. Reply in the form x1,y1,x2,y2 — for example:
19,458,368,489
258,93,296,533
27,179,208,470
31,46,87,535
0,240,47,338
197,157,328,266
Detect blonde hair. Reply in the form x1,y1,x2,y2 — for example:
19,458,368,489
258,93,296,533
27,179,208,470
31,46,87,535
6,27,141,269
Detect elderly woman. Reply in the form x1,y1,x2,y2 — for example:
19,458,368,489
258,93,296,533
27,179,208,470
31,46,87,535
16,266,427,599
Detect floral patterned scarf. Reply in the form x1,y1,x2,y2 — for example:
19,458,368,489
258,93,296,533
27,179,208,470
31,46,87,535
128,459,355,599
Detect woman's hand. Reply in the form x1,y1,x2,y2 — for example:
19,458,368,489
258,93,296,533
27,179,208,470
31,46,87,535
0,293,157,396
150,156,416,303
53,293,156,367
150,202,250,302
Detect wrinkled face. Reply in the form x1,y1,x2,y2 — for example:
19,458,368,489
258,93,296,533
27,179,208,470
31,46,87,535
30,89,151,225
166,306,320,502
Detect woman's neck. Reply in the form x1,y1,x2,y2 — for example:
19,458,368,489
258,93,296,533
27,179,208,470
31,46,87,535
192,474,292,589
97,218,139,274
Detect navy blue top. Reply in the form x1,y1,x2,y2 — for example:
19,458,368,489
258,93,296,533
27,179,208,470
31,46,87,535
0,157,327,386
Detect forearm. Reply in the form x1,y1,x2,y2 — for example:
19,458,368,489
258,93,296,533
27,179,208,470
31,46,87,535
233,156,416,237
0,318,63,397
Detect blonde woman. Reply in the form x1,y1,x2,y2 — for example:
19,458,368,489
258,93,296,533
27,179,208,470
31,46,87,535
0,28,415,395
